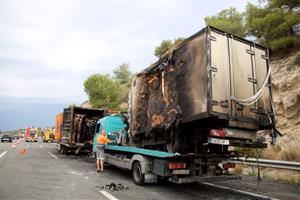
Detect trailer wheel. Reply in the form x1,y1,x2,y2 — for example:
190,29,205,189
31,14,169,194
62,146,68,154
58,144,63,153
94,152,97,167
132,162,145,185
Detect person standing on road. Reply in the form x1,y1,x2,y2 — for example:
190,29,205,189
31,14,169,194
96,130,112,172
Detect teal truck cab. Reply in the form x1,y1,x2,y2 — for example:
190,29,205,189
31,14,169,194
93,115,126,152
93,115,238,185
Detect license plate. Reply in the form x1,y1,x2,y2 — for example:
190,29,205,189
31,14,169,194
172,169,190,175
208,137,229,145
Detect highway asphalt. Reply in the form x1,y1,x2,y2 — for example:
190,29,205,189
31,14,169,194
0,140,299,200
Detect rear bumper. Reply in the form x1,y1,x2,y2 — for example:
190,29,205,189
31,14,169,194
168,174,241,184
229,140,267,148
1,139,12,142
207,136,267,148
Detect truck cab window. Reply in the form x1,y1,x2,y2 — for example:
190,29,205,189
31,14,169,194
95,123,100,134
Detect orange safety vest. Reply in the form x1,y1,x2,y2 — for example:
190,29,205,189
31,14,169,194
97,134,111,145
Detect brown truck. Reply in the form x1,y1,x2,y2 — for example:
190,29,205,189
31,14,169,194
59,106,104,154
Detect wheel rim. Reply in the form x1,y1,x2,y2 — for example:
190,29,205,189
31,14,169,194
134,164,141,180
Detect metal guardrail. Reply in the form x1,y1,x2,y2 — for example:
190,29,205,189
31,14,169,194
227,157,300,171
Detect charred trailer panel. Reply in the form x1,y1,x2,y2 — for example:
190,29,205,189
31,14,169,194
128,26,274,153
60,106,105,153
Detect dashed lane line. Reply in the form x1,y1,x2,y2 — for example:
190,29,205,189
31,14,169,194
201,182,280,200
100,190,119,200
48,151,58,159
0,151,7,159
25,143,30,149
41,143,58,159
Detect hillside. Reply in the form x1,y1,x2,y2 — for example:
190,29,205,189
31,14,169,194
262,48,300,161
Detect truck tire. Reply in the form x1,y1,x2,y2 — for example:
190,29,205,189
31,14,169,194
62,146,68,154
58,144,63,153
132,162,145,186
94,152,97,167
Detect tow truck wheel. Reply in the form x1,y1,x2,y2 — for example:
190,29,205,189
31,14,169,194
62,146,68,155
132,162,145,185
94,152,97,167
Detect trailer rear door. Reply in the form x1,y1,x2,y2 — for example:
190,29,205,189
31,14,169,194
209,29,231,116
209,28,269,123
61,108,72,143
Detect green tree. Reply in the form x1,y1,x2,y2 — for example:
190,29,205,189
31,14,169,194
246,0,300,51
113,63,133,103
84,74,121,109
113,63,133,86
204,7,247,38
68,103,76,108
154,37,185,58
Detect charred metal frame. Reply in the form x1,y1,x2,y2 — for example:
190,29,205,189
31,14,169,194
60,107,104,151
128,26,275,152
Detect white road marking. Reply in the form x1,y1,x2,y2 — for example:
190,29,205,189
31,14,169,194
48,151,58,159
150,192,162,199
100,190,119,200
69,171,83,176
0,151,7,159
39,144,44,148
201,182,280,200
25,143,30,149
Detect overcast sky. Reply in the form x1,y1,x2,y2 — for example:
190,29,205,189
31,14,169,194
0,0,256,131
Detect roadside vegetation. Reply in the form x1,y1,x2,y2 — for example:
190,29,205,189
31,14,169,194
83,63,133,110
205,0,300,52
233,164,300,184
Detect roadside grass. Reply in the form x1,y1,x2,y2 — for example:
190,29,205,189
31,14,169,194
261,169,300,184
262,134,300,162
232,164,300,184
231,133,300,184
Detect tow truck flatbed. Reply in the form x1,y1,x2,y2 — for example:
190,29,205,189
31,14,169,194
106,144,177,158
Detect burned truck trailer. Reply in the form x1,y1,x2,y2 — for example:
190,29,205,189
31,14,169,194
60,106,104,154
129,26,274,154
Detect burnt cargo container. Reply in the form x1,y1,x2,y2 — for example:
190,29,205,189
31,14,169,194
60,106,104,154
128,26,274,153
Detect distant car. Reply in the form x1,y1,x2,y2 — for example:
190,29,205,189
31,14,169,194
1,135,12,142
12,136,19,140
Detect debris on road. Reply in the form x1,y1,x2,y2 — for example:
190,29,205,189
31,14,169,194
100,182,129,191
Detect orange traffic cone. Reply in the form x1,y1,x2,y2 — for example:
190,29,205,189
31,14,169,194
19,148,26,155
11,143,16,149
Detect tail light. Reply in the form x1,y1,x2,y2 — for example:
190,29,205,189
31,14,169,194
223,163,236,169
168,163,186,169
210,129,226,138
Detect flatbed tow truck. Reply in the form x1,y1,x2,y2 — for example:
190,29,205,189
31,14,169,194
91,26,274,185
104,144,240,185
93,115,241,185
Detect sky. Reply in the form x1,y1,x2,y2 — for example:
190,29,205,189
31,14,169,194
0,0,257,131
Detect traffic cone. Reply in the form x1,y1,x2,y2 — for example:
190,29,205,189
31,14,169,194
19,148,26,155
11,143,16,149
